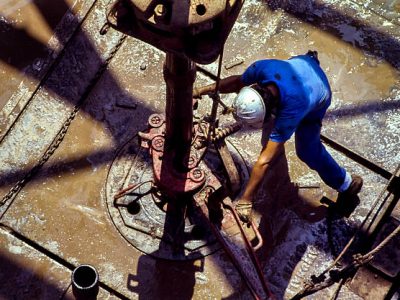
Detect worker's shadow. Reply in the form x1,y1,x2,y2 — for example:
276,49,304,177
249,119,364,298
253,120,332,263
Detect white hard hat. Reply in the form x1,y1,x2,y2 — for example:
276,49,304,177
232,86,266,128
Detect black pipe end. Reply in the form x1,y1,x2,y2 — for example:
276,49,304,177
72,264,99,300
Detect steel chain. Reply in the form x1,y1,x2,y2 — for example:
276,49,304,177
0,35,126,207
291,164,400,299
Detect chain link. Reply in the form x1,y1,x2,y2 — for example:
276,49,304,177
1,35,126,207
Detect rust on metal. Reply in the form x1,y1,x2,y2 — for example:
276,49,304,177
105,0,245,63
1,0,400,299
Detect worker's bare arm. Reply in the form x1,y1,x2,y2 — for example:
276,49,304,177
240,140,285,204
193,75,245,97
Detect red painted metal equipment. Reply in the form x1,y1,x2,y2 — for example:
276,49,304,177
105,0,244,64
138,113,208,197
105,0,272,298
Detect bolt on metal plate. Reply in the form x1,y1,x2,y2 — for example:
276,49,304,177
105,135,249,260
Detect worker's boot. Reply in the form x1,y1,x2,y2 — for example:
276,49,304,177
334,174,363,218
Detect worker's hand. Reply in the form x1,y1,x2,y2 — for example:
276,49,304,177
193,87,203,99
193,84,215,99
235,199,253,223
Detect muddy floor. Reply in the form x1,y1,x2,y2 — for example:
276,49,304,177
0,0,399,299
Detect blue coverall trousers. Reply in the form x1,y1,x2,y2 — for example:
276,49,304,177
295,97,347,191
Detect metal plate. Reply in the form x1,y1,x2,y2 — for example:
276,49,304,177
370,216,400,278
105,134,249,260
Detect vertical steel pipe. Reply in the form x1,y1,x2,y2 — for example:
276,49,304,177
163,53,196,169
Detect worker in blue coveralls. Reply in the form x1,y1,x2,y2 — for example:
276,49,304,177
194,51,363,222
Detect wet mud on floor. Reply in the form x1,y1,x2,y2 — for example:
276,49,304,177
0,0,399,299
